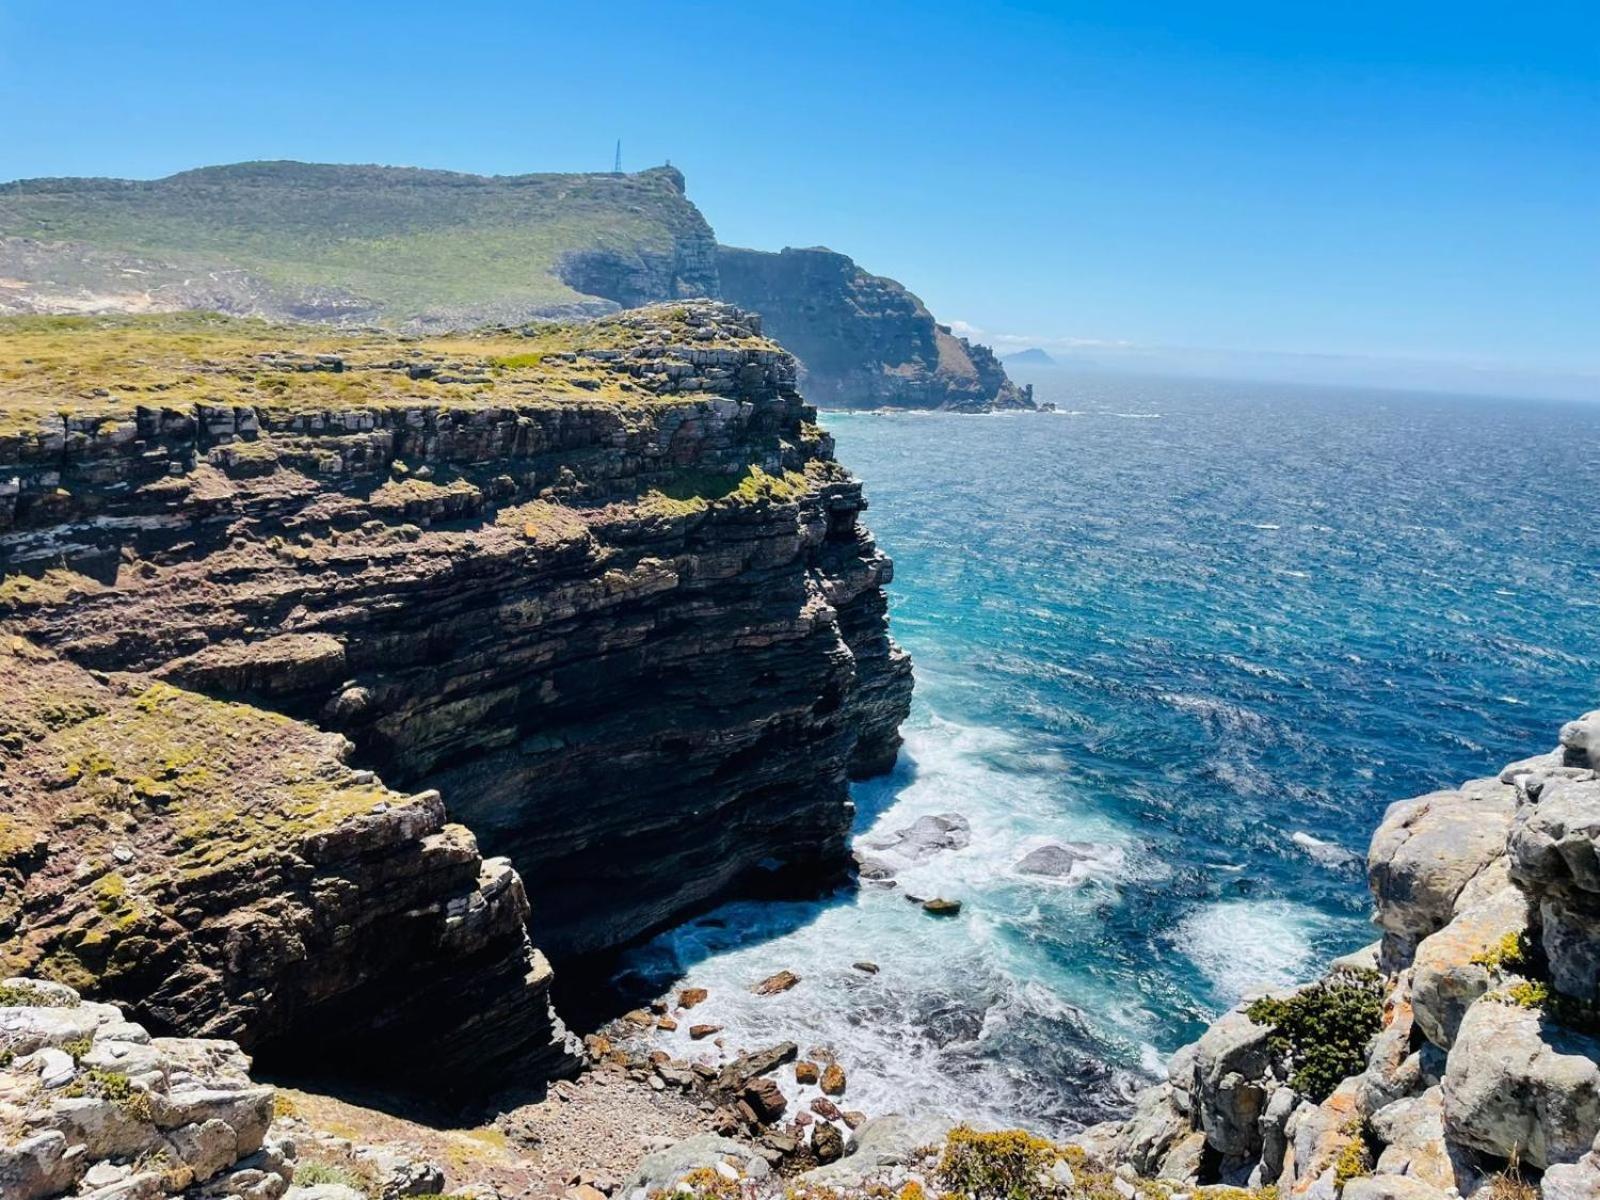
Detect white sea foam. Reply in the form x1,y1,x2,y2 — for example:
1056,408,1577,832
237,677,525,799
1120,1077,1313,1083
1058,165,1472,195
1176,899,1331,1004
615,710,1153,1132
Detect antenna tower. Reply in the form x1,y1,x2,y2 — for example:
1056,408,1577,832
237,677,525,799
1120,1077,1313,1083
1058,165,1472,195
612,139,622,174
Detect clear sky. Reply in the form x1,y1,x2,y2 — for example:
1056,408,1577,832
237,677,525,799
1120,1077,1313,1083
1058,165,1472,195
2,2,1596,397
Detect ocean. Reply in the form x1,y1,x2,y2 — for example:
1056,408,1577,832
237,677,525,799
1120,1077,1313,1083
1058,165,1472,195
613,372,1600,1136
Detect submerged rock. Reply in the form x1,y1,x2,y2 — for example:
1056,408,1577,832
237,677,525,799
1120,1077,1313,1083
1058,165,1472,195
864,813,971,861
1015,842,1100,878
752,970,801,996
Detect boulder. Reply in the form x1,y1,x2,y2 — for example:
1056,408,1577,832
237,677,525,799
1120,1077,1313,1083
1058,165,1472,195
1508,776,1600,894
820,1062,846,1095
1507,776,1600,1002
0,979,292,1200
1115,1083,1189,1176
1368,779,1517,945
624,1134,762,1194
863,813,970,861
1340,1177,1451,1200
800,1115,952,1186
1185,1006,1275,1159
1559,710,1600,767
1542,1130,1600,1200
1258,1085,1299,1185
716,1042,797,1091
165,1118,240,1185
1540,889,1600,1004
752,970,800,996
1442,995,1600,1169
811,1121,844,1164
1355,972,1424,1112
1157,1132,1208,1185
1015,842,1098,878
0,1131,83,1200
740,1077,787,1123
353,1145,446,1199
1369,1088,1471,1195
1410,871,1532,1049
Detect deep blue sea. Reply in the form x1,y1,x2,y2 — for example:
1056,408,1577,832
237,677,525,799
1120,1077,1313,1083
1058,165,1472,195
618,373,1600,1136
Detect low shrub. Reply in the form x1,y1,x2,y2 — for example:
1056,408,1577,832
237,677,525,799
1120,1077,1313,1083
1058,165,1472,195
937,1126,1060,1199
1246,970,1385,1102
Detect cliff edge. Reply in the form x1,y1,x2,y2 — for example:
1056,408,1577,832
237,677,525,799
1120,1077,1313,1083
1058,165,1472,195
0,302,912,1087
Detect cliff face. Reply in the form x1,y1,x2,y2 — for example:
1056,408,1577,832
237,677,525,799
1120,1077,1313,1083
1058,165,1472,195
1096,714,1600,1199
715,246,1034,411
0,303,911,1082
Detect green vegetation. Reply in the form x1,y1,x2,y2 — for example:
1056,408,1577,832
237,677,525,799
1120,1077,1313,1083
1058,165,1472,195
1330,1138,1371,1194
927,1127,1281,1200
63,1068,153,1120
1472,931,1532,972
0,306,775,438
0,980,78,1007
939,1127,1062,1198
291,1162,369,1190
1495,980,1551,1010
0,161,709,322
1246,969,1385,1102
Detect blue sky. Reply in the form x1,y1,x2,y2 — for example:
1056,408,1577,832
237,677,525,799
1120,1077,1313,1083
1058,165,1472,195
2,2,1596,397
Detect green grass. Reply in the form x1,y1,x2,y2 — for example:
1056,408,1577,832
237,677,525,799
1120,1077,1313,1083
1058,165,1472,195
0,161,710,324
0,305,775,437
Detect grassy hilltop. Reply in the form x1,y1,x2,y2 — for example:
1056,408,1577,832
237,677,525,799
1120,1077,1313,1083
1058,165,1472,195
0,161,717,328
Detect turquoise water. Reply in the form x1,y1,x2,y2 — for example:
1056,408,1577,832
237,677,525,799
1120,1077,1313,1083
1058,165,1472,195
618,375,1600,1135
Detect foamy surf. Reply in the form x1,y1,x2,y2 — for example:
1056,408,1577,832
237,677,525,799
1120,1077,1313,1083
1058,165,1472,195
613,710,1160,1134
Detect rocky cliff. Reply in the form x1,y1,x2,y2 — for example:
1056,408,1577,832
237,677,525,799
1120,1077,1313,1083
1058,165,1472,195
0,302,911,1086
715,246,1034,412
1092,712,1600,1200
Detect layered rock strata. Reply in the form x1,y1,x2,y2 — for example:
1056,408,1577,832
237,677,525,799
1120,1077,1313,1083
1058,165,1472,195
716,245,1035,411
0,302,911,1079
1096,712,1600,1199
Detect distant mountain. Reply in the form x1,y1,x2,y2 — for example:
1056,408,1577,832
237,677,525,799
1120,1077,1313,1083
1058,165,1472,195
0,161,717,329
1002,347,1057,366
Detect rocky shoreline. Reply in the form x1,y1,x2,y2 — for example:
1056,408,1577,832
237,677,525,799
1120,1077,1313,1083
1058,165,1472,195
1086,711,1600,1200
3,301,1596,1200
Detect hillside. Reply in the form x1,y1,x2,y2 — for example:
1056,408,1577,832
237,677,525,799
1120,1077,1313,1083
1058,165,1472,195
0,161,717,329
0,159,1031,410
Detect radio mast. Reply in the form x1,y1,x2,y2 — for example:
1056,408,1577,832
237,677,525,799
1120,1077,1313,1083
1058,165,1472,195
612,139,622,174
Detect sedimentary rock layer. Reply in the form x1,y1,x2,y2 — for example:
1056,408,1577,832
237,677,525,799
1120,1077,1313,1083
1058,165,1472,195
0,302,911,1078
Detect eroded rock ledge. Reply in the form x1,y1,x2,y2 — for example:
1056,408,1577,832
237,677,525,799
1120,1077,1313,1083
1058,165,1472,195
0,302,912,1083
